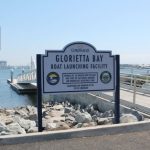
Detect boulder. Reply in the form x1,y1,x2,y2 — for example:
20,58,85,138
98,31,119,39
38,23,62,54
52,117,65,123
0,122,9,132
7,122,26,134
75,111,92,123
26,105,37,116
0,131,12,135
4,117,14,125
56,122,70,130
27,127,38,133
65,116,76,122
15,117,36,130
85,104,94,113
52,104,64,110
64,107,74,113
82,122,97,127
97,118,112,125
42,102,50,108
48,110,64,117
28,114,37,120
16,107,29,118
74,104,81,110
64,101,71,107
65,116,77,127
42,118,53,128
131,111,144,121
42,118,48,128
93,110,103,117
45,123,57,130
42,110,49,118
102,110,114,118
120,114,138,123
5,109,15,115
73,123,83,128
0,115,14,125
44,115,52,119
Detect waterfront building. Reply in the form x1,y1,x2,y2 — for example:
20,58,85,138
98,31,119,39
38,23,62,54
0,60,7,69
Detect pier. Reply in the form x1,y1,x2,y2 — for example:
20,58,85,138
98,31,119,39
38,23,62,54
7,69,37,94
10,83,36,94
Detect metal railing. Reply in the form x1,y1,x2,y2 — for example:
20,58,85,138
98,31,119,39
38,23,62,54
93,73,150,107
120,73,150,104
17,69,36,83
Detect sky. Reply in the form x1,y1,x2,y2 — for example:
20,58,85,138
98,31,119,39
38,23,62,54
0,0,150,65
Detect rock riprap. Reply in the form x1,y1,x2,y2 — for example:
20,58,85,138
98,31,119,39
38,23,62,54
0,101,145,136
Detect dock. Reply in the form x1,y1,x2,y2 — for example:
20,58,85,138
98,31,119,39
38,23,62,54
7,79,37,94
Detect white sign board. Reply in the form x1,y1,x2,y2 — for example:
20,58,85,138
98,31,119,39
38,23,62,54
42,42,115,93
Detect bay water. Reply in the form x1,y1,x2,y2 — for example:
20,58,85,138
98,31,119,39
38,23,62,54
120,67,150,75
0,69,36,108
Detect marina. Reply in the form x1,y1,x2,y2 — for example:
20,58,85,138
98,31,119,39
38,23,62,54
1,66,149,109
0,66,149,110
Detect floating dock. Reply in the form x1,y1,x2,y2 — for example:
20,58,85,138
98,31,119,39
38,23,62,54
7,79,37,94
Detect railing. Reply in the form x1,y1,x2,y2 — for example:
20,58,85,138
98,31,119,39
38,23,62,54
16,69,150,90
92,73,150,114
16,69,150,96
17,69,36,83
120,73,150,104
120,73,150,89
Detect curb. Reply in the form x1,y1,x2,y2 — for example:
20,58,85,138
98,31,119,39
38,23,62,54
1,120,150,145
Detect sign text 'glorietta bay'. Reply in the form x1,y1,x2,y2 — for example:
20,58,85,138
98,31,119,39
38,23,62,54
42,42,115,93
51,54,107,70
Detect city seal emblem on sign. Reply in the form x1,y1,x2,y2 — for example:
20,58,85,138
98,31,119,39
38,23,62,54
100,71,111,84
47,72,60,85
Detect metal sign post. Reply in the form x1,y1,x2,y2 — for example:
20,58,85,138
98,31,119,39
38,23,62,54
36,54,43,132
114,55,120,124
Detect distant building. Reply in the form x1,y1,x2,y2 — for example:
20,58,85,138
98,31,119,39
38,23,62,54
0,61,7,69
30,56,36,70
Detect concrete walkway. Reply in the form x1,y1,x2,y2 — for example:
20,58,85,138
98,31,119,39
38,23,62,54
104,89,150,108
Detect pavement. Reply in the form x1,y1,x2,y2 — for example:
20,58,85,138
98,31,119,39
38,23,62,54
1,130,150,150
104,88,150,108
84,130,150,150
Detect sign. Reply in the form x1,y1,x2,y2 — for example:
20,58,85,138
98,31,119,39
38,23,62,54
42,42,115,93
36,42,120,132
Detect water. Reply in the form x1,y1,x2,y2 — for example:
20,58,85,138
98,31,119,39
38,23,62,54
0,69,36,108
120,67,150,76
